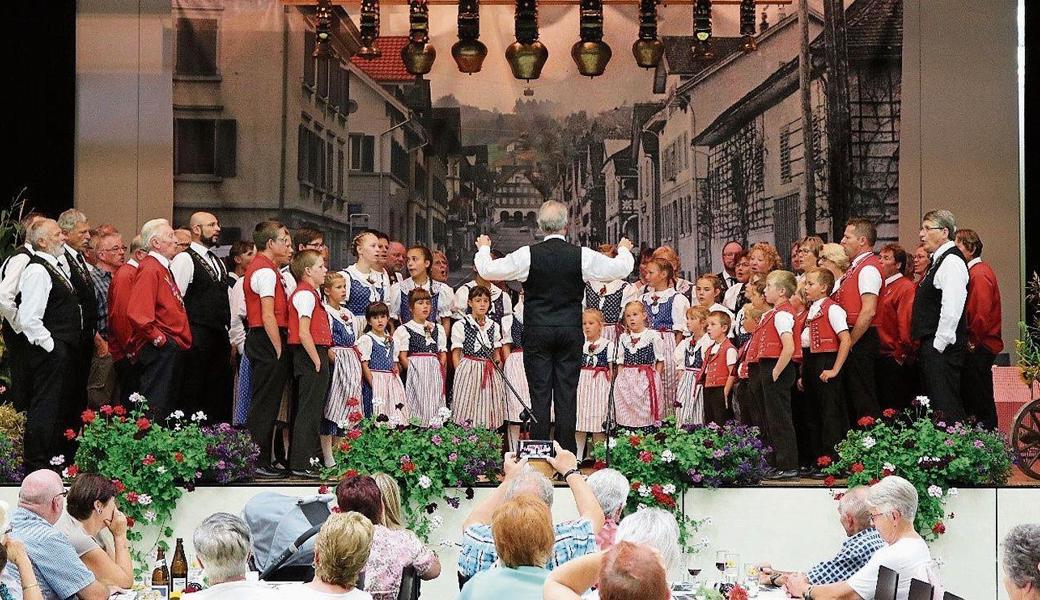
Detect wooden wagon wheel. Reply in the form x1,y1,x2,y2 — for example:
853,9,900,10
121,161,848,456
1012,398,1040,479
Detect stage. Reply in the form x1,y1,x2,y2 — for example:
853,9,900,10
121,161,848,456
2,482,1035,599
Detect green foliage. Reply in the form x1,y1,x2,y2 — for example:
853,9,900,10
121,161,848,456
1017,272,1040,385
822,403,1013,540
324,415,502,541
590,419,770,549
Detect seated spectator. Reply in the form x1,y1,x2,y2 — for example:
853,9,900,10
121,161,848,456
1003,524,1040,600
587,469,629,549
543,541,670,600
458,443,604,579
335,475,440,600
54,474,133,589
4,470,108,600
192,513,278,599
614,508,680,575
372,473,405,530
1,502,44,600
786,476,936,600
758,486,884,586
284,512,373,600
458,495,554,600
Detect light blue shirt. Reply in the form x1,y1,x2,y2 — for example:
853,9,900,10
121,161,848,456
458,565,549,600
8,508,96,600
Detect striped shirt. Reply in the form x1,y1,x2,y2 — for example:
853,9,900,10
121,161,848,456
7,507,96,600
458,519,596,578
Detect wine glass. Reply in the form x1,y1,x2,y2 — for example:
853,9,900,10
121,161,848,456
685,553,702,583
715,550,727,585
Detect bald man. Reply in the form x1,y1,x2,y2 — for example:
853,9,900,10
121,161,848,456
387,241,407,284
4,470,109,600
171,212,232,422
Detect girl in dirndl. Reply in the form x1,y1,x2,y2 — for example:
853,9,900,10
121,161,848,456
388,245,454,336
640,258,690,418
452,265,513,328
393,287,448,427
583,244,637,341
319,272,364,467
674,305,711,426
357,302,409,425
576,309,614,459
340,230,391,334
450,285,506,430
502,295,532,452
613,301,665,428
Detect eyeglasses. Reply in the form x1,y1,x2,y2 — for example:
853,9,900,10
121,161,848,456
304,242,327,250
101,246,127,253
868,511,889,523
53,489,68,501
920,225,945,232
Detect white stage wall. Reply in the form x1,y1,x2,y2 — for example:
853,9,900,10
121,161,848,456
1,485,1035,599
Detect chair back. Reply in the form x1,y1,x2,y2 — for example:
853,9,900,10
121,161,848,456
942,593,965,600
874,565,900,600
908,578,934,600
398,565,420,600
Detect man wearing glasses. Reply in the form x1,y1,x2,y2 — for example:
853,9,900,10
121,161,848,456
910,209,969,421
171,212,233,423
85,229,126,407
3,470,109,600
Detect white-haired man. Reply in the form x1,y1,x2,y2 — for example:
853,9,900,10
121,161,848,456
4,470,109,600
758,486,884,587
127,219,192,417
0,212,45,413
474,200,634,452
192,513,278,599
458,442,605,581
16,219,83,472
786,476,936,600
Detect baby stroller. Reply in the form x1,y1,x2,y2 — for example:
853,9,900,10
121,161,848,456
243,491,334,582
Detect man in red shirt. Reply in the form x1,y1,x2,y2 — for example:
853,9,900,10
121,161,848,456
875,244,917,411
108,236,148,404
955,229,1002,429
127,219,192,418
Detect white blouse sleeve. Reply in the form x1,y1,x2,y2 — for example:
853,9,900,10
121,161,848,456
392,326,410,354
500,290,514,318
437,326,448,352
436,283,454,319
453,285,470,320
388,282,403,320
671,293,691,333
673,339,688,369
651,331,666,362
250,268,278,298
492,322,503,349
774,311,796,336
501,314,514,345
451,321,466,350
356,334,373,361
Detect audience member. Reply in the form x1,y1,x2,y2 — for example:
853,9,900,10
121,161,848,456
786,476,936,600
192,512,278,599
372,473,405,530
4,470,108,600
759,486,884,586
55,474,133,588
458,444,603,579
334,475,440,599
614,507,680,576
458,495,554,600
543,541,670,600
1002,524,1040,600
587,469,630,549
283,512,374,600
1,500,45,600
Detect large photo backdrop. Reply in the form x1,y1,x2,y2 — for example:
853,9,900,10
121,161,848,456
172,0,901,279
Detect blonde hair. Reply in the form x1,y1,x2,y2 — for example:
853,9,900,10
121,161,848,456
492,495,554,568
623,300,648,331
819,243,850,271
800,235,825,259
686,305,709,322
583,308,605,324
322,271,346,291
373,473,404,530
765,270,797,299
708,310,732,332
289,249,323,283
749,242,781,273
742,304,764,323
313,512,373,588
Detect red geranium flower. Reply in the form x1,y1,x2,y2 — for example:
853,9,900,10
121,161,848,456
345,469,359,478
318,485,329,494
638,451,653,464
882,408,897,418
628,435,641,447
851,462,865,474
932,521,946,535
339,441,352,452
113,405,126,417
630,481,642,491
125,517,135,529
348,412,363,423
401,461,416,473
99,405,114,416
593,460,607,470
346,397,361,407
817,455,832,467
136,417,151,431
64,429,77,441
126,491,139,504
66,465,80,477
174,452,184,463
142,454,156,466
857,416,875,427
347,429,362,440
112,479,125,493
81,409,96,424
869,478,880,485
823,475,836,487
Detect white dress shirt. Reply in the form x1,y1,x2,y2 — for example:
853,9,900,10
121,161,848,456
473,234,634,283
228,276,247,353
170,241,227,295
722,282,745,312
928,240,969,353
17,251,76,352
0,243,35,332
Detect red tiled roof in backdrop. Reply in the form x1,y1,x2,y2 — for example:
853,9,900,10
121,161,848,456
349,36,415,82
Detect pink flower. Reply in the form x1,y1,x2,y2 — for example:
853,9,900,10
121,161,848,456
81,409,96,424
136,417,151,431
126,491,139,504
142,454,156,466
638,451,653,464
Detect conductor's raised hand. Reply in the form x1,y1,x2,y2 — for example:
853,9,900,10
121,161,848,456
476,235,492,249
617,238,634,252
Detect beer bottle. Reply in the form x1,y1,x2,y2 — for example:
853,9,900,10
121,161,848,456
150,547,170,597
171,538,189,594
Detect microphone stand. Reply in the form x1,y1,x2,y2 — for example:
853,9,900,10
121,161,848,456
602,325,624,468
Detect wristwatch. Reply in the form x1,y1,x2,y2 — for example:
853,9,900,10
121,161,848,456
562,468,582,481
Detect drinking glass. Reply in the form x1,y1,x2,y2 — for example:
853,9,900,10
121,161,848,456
714,550,727,584
725,552,740,583
685,553,702,583
744,564,761,597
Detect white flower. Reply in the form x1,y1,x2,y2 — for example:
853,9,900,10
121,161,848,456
428,515,444,531
883,462,896,473
61,467,71,478
660,450,676,463
129,392,145,404
607,438,618,449
191,411,207,423
50,455,65,466
170,410,185,420
700,536,711,546
338,420,351,431
946,487,959,497
309,457,321,467
927,485,943,498
916,395,931,407
156,466,167,475
638,484,651,498
862,436,877,450
143,510,157,523
662,483,677,495
418,475,432,489
138,494,153,506
701,516,713,526
437,407,452,423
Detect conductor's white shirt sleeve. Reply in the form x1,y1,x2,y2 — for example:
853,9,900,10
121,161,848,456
473,243,634,284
